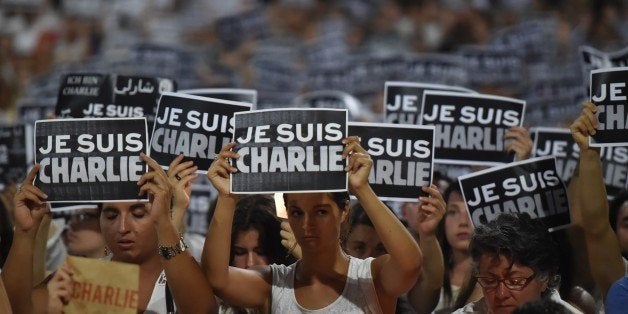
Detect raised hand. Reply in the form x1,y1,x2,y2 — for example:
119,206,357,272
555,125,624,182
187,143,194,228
570,102,599,151
504,126,533,160
167,155,198,231
414,184,446,237
207,143,239,196
138,153,173,226
13,165,49,236
280,220,302,259
47,264,74,314
343,136,372,193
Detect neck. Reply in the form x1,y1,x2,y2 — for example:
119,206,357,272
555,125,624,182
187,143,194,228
299,245,350,278
451,248,470,266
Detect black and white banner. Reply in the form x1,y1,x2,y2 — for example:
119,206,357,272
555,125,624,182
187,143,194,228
532,127,628,198
420,91,525,165
348,122,434,201
55,74,176,121
589,67,628,147
0,125,27,187
150,92,251,173
34,118,148,204
383,81,473,124
532,128,579,183
55,73,112,118
231,109,347,193
458,156,570,231
179,88,257,109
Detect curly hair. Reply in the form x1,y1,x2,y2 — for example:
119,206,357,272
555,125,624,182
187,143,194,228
469,213,561,293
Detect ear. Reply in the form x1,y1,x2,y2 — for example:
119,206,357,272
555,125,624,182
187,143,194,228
339,202,350,224
539,276,549,293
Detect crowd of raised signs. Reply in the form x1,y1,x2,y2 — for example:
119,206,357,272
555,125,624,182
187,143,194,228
0,0,627,313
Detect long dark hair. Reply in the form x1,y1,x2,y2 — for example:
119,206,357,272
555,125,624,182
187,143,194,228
230,195,294,266
436,183,462,306
0,198,13,268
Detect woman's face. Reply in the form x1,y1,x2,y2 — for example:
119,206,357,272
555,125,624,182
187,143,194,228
477,254,548,314
232,229,270,269
63,208,106,258
345,224,386,259
445,191,473,252
99,202,158,264
285,193,347,253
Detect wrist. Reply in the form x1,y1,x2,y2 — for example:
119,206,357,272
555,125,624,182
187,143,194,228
158,233,189,260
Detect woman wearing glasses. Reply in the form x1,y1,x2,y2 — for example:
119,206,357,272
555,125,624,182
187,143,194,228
452,213,581,313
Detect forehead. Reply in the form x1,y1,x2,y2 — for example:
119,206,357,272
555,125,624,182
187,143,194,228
285,193,336,207
478,253,532,275
101,202,148,212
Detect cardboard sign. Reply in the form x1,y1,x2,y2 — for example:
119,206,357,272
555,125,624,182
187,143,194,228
0,125,27,187
179,88,257,109
150,92,251,173
458,156,570,231
348,122,434,201
65,256,139,314
55,73,112,118
34,118,148,203
383,81,474,124
421,91,525,165
532,127,628,198
231,109,347,193
531,128,579,183
55,74,176,119
589,67,628,147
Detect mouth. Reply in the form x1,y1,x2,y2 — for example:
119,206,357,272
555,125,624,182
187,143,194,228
456,232,469,240
116,239,135,249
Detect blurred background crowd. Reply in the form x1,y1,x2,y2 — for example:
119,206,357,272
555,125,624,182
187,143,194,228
0,0,626,126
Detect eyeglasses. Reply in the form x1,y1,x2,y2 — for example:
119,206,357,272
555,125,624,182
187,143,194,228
475,273,536,291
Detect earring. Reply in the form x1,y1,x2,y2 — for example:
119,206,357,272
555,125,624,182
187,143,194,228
104,246,110,256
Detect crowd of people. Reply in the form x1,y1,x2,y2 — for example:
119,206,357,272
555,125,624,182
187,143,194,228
0,0,627,313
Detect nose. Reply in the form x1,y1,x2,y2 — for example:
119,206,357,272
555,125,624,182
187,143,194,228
246,252,264,268
117,214,130,234
495,281,511,300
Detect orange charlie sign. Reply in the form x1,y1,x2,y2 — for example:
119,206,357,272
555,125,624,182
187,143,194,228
65,256,139,314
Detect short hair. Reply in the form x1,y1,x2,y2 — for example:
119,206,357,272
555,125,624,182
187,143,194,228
283,191,350,212
469,213,560,291
231,195,293,266
609,190,628,233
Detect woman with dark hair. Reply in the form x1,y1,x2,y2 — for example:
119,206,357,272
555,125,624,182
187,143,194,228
433,184,482,313
204,138,422,313
230,195,293,269
453,213,580,313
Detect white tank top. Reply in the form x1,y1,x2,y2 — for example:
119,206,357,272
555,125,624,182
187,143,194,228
269,257,382,313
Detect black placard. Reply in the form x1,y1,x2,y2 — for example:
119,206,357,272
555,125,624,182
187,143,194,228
589,67,628,147
0,125,27,186
383,81,473,125
420,91,525,165
348,122,434,201
34,118,148,202
231,109,347,193
149,92,251,172
458,156,570,231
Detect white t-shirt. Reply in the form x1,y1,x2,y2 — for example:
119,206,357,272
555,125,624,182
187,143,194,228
269,257,382,313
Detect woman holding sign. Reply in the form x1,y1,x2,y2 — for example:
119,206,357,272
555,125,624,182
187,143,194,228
203,137,423,313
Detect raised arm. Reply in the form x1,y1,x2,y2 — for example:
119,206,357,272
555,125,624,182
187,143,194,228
1,165,50,314
166,154,198,233
344,136,422,297
201,143,271,308
407,184,445,314
570,102,625,298
138,153,216,314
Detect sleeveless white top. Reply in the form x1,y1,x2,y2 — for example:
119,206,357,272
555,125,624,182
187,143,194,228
269,257,382,313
